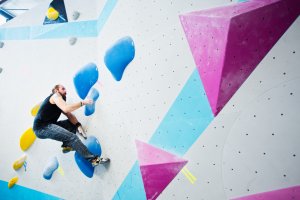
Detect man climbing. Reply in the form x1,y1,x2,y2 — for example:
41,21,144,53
33,84,109,166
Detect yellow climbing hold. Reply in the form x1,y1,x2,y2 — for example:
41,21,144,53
20,128,36,151
47,7,59,20
31,102,41,116
8,176,18,188
13,154,27,170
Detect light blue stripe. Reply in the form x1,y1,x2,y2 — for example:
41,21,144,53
113,69,214,199
113,162,146,200
0,26,31,40
97,0,118,33
33,20,98,39
0,180,61,200
0,0,118,40
149,69,213,156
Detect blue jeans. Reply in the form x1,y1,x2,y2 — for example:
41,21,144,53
34,120,95,161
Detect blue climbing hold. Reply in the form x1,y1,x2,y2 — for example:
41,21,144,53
104,36,135,81
74,136,102,178
85,88,100,116
43,157,59,180
73,63,99,99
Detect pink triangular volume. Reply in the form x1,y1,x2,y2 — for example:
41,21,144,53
135,140,188,200
180,0,300,116
232,185,300,200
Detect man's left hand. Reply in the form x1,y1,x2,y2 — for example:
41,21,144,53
77,125,87,139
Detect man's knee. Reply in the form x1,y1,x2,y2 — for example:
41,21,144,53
70,134,80,143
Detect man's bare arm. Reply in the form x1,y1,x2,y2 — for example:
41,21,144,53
64,112,79,125
51,93,92,113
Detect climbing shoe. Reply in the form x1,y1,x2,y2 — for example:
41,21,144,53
62,146,73,153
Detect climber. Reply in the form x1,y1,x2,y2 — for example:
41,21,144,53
33,84,109,166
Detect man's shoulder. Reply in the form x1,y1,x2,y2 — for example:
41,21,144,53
52,93,61,99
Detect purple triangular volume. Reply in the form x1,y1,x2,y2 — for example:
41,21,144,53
135,140,188,200
135,140,186,166
140,162,187,200
232,185,300,200
180,0,300,116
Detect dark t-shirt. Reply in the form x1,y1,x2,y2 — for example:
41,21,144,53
33,94,63,130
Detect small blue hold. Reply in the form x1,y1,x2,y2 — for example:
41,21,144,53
74,136,102,178
104,36,135,81
43,156,59,180
73,63,99,99
85,88,100,116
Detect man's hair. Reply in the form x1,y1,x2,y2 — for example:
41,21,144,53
52,84,61,94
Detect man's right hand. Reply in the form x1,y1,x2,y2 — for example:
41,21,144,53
82,99,93,105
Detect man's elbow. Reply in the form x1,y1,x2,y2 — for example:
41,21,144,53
62,107,71,113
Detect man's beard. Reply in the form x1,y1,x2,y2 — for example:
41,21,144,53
58,92,67,101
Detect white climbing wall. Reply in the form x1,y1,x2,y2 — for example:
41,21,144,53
0,0,299,199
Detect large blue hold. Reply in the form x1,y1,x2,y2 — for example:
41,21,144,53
74,136,102,178
73,63,99,99
104,36,135,81
85,88,100,116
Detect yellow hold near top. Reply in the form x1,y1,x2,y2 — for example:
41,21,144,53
13,154,27,170
31,102,41,116
20,128,36,151
8,176,18,188
47,7,59,20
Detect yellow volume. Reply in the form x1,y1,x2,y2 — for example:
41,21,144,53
20,128,36,151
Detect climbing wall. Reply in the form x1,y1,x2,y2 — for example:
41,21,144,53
0,0,299,199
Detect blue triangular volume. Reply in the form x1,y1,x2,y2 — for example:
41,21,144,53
43,0,68,25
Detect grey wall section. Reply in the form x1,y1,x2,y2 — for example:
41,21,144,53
0,0,299,199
